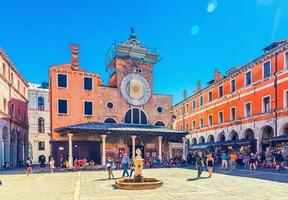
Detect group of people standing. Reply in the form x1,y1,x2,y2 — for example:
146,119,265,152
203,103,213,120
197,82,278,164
106,153,135,179
195,151,215,179
25,156,56,175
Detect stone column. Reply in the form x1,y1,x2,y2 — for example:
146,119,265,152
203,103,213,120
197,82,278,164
256,139,262,153
182,137,186,161
68,133,73,168
0,138,3,165
158,136,163,160
189,138,193,146
169,143,172,159
101,135,107,166
131,135,137,158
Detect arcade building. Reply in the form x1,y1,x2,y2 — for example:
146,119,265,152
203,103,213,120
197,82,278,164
49,32,187,166
174,40,288,155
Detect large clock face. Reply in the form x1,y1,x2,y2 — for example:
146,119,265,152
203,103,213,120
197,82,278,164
120,73,151,106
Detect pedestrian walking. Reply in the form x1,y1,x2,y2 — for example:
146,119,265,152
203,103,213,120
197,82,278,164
49,158,55,173
129,160,135,178
195,151,204,179
60,156,65,171
121,153,130,177
229,152,237,170
221,152,229,170
39,156,46,173
26,157,33,175
106,156,115,179
206,154,214,178
249,153,257,170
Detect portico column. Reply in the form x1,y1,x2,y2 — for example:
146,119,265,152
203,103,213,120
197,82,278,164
158,136,163,160
168,143,172,159
131,135,136,158
182,137,186,161
68,133,73,168
101,135,107,166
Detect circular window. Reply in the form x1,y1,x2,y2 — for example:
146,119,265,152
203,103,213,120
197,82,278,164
156,106,163,113
107,102,113,109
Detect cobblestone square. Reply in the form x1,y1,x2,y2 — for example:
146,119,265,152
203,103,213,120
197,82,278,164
0,168,287,200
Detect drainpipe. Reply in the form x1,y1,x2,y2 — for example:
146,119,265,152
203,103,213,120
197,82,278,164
274,52,279,138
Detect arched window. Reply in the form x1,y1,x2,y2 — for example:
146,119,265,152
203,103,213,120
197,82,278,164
124,108,147,124
104,118,117,124
38,97,44,111
155,121,165,127
38,118,45,133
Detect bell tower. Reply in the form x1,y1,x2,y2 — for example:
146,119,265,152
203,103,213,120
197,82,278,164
106,28,160,90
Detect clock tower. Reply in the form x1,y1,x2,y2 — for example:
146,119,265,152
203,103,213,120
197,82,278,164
106,29,160,106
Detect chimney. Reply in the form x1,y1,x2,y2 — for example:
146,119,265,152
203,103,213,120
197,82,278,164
214,69,221,82
69,44,80,70
197,81,201,92
183,89,187,99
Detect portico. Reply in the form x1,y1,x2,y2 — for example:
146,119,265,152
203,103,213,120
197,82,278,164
54,122,187,167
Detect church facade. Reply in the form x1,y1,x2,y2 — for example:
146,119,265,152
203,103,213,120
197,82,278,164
49,32,187,166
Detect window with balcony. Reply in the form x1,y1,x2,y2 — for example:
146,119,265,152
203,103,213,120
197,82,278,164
84,101,93,116
245,71,252,86
84,77,93,91
208,115,213,126
263,96,270,113
208,91,213,102
186,103,189,112
231,79,236,93
263,61,271,78
230,107,236,121
57,74,67,88
186,123,189,131
219,86,223,98
180,107,183,115
193,120,196,129
218,111,223,124
58,99,68,114
245,102,252,117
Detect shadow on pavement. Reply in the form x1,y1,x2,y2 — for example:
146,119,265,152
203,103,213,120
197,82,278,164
185,165,288,184
187,177,210,181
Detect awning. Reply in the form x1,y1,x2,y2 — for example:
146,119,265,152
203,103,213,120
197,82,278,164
55,122,188,137
188,138,256,150
270,135,288,142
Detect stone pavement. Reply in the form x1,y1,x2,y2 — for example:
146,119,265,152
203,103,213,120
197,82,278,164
0,168,287,200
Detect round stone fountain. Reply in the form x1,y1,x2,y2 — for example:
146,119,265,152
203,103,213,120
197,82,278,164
115,148,163,190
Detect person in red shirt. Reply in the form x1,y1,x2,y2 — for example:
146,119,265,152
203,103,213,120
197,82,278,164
74,159,79,171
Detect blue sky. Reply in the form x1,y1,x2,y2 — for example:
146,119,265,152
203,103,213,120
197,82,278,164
0,0,288,104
